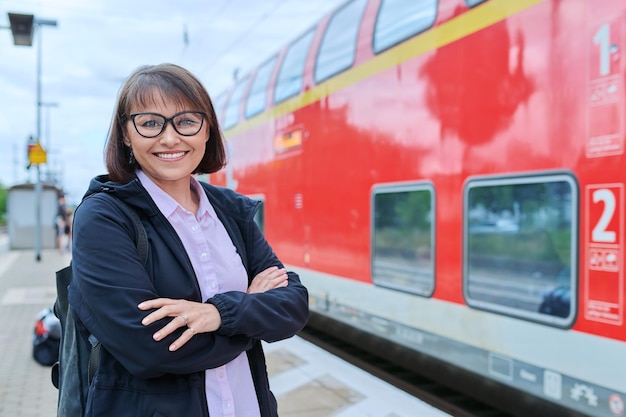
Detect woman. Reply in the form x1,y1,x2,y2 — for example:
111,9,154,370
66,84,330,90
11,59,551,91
68,63,309,416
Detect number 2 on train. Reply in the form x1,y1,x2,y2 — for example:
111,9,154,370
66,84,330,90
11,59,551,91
591,187,618,243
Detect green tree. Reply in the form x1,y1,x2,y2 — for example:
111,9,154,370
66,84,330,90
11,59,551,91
0,183,6,225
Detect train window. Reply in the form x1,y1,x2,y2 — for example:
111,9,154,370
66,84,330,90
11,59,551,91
373,0,437,54
245,56,278,119
222,75,250,130
274,29,316,104
371,183,435,297
314,0,368,84
463,174,578,327
466,0,487,7
244,194,265,233
212,92,227,126
254,201,265,234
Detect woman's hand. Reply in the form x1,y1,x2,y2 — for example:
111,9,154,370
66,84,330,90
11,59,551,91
138,267,287,350
138,298,221,351
247,266,288,294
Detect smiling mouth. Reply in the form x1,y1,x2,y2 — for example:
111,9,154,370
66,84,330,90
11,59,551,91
155,151,187,159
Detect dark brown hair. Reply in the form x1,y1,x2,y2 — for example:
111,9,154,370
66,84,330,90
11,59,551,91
105,63,226,183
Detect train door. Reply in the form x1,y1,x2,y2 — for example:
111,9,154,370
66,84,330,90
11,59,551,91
272,113,309,267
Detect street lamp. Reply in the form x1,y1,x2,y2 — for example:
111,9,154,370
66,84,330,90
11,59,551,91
6,12,57,261
7,13,34,45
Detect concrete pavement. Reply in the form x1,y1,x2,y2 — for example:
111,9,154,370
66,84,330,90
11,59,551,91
0,242,70,417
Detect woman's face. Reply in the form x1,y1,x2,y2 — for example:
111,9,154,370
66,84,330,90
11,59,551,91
124,94,209,192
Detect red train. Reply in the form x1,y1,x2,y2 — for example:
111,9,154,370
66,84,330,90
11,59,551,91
208,0,626,416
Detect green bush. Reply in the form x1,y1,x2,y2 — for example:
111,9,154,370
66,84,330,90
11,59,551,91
0,183,6,226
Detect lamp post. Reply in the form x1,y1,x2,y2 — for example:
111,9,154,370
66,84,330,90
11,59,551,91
6,13,57,261
33,18,57,261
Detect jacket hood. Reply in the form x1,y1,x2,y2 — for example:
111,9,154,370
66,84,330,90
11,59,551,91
84,173,260,222
84,174,165,217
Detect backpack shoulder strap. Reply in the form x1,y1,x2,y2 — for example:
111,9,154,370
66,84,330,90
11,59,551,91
86,195,148,383
81,192,148,264
71,191,149,264
79,193,149,384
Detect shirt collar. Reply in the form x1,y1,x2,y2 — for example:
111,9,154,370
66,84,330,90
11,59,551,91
190,176,214,219
136,170,214,219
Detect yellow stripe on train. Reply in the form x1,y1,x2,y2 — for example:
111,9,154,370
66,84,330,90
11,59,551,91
224,0,545,138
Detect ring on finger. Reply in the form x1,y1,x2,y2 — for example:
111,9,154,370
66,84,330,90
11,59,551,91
187,326,196,335
180,315,188,327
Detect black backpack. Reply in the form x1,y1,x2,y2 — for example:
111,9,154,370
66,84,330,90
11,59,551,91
33,307,61,366
51,194,147,417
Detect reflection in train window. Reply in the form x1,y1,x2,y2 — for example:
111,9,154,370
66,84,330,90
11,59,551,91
223,76,250,130
274,29,316,104
463,174,578,327
372,183,435,296
466,0,488,7
245,56,277,119
373,0,437,54
314,0,368,84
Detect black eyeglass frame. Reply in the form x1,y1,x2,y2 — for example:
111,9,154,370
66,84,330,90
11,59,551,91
129,111,207,138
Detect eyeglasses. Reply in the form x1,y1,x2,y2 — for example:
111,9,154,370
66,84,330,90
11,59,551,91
129,111,206,138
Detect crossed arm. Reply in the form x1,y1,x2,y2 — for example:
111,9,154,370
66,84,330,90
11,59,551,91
138,266,289,351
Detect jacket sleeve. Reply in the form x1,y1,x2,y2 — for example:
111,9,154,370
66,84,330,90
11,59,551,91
68,195,254,379
207,214,310,342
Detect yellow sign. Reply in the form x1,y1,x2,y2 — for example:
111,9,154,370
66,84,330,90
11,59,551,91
28,141,47,165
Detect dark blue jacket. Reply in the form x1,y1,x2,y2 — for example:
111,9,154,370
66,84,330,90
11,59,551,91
68,175,309,417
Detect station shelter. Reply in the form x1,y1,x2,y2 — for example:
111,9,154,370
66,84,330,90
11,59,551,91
7,183,61,249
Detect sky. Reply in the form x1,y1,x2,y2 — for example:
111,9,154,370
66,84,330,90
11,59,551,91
0,0,347,204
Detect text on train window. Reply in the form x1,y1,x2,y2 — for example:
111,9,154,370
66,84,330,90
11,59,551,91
372,184,435,297
274,29,316,104
373,0,437,54
463,174,578,327
245,56,278,119
314,0,368,84
223,76,250,130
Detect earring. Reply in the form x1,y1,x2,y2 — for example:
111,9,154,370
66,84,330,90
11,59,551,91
129,148,135,165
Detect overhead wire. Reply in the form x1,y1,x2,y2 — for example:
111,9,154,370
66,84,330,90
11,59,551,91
194,0,289,78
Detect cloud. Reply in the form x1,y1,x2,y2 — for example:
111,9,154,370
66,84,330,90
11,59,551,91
0,0,346,203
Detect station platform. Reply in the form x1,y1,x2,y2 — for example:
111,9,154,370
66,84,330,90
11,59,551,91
0,241,449,417
265,334,448,417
